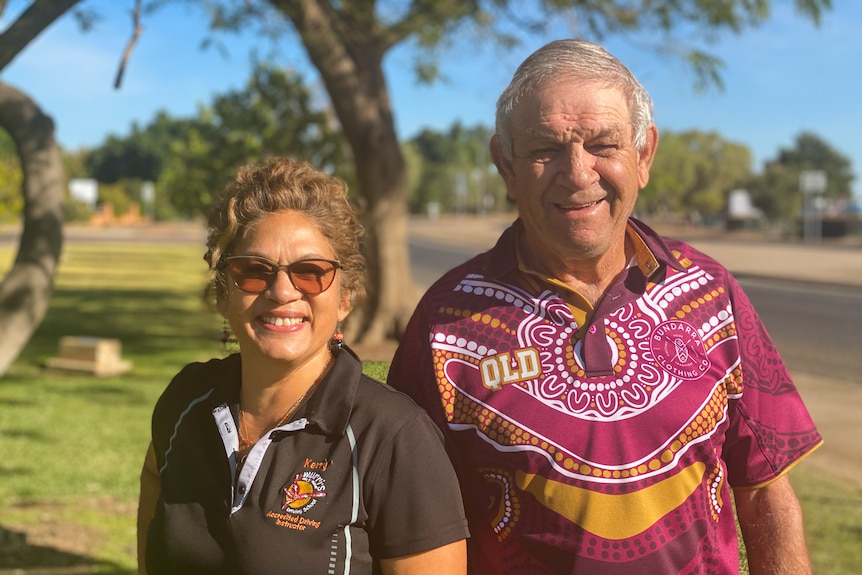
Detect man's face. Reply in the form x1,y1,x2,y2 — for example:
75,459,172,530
492,80,657,271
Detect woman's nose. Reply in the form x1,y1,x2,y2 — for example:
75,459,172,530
267,269,303,302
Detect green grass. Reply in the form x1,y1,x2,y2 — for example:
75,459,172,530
1,241,861,573
795,466,862,573
0,242,219,572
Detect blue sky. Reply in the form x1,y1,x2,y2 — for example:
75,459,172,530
2,1,859,198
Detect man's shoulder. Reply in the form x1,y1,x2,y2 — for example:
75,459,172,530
428,249,496,287
630,218,731,277
660,236,731,276
421,223,519,296
657,233,708,257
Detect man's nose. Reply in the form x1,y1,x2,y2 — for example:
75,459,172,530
557,144,598,188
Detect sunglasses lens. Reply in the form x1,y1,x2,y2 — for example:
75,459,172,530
225,257,338,294
227,258,276,293
289,260,337,294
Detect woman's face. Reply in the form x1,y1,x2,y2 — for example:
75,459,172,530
218,209,350,368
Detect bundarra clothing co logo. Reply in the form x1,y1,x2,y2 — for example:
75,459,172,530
650,319,711,380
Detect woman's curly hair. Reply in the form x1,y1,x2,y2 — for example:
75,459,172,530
204,157,365,306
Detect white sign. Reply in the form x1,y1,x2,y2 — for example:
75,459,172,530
727,189,760,219
141,181,155,203
800,170,827,195
68,178,98,206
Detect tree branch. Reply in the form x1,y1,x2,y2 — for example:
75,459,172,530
383,0,478,50
114,0,144,89
0,0,82,72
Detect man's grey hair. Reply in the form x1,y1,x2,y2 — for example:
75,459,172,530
495,39,654,158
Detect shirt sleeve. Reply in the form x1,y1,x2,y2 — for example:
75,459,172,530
387,300,451,430
363,408,469,559
721,272,823,487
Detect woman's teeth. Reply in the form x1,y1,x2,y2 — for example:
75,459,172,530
263,316,303,326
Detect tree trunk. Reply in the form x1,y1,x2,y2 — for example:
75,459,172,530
280,0,416,345
0,81,64,377
354,147,413,344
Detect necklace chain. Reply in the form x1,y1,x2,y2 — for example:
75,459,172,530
238,354,333,448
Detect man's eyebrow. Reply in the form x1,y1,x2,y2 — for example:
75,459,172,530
521,127,562,141
591,126,626,139
521,125,626,142
579,126,627,141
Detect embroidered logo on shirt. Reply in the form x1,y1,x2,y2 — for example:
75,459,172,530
282,471,326,513
650,320,710,380
479,348,541,391
265,471,326,531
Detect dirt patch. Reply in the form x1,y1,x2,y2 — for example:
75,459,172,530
0,522,102,573
0,498,133,574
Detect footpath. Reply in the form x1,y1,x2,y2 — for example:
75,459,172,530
402,214,862,492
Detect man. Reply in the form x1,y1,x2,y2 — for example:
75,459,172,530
387,39,821,574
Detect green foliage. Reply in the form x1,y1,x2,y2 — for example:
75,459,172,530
157,61,351,218
198,0,830,92
0,127,16,156
776,131,854,200
1,135,98,224
402,123,851,229
640,132,695,216
62,198,94,223
746,132,854,223
745,161,801,222
0,155,23,223
86,130,163,184
79,61,351,220
78,0,835,225
81,113,197,221
85,112,201,186
0,129,22,222
401,140,426,207
407,128,456,212
640,129,752,220
406,122,505,214
97,181,135,217
62,148,90,179
58,150,96,223
444,0,828,90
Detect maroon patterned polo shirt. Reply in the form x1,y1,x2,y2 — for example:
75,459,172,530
388,218,822,574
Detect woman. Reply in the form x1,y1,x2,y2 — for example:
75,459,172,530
137,158,468,574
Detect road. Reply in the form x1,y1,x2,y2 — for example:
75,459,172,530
741,279,861,384
4,224,858,385
409,237,862,385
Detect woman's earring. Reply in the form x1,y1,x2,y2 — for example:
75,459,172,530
330,328,344,352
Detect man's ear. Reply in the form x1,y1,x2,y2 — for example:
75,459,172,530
637,124,659,189
490,135,516,200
